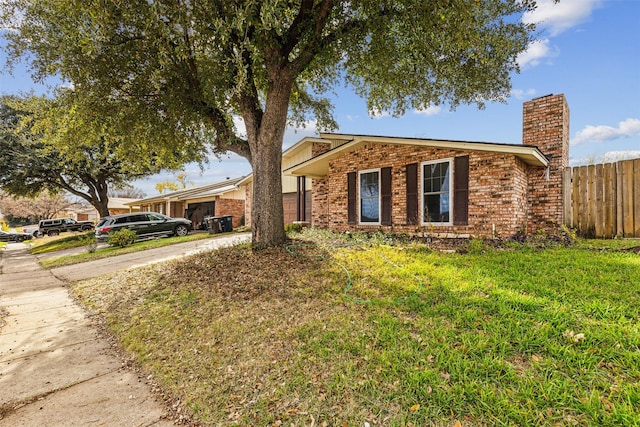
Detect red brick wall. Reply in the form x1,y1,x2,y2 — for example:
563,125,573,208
312,177,330,228
243,184,312,227
308,95,569,238
215,198,245,228
523,94,569,233
283,191,312,224
312,143,531,238
312,141,332,156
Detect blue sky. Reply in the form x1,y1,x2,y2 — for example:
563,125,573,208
1,0,639,197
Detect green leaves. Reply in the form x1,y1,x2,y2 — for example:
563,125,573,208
0,93,204,214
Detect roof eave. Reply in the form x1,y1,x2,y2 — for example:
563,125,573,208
284,137,549,178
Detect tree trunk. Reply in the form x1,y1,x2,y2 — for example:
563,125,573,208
91,198,110,218
251,141,286,249
248,77,291,249
88,185,110,218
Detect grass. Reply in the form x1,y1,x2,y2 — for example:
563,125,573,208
70,231,640,426
29,231,97,253
32,231,222,269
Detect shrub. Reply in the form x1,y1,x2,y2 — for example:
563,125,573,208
285,223,304,234
107,228,137,248
79,232,98,253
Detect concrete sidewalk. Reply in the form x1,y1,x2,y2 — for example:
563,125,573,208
0,233,250,426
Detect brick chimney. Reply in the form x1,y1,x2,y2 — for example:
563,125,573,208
523,94,570,233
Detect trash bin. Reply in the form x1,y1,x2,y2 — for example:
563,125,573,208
205,216,221,234
219,215,233,233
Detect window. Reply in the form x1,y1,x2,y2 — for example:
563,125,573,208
422,159,452,225
359,169,380,224
148,213,166,221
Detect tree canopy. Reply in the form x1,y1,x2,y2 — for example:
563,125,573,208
0,95,206,216
1,0,543,247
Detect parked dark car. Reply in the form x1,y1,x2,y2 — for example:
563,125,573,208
0,230,33,242
95,212,192,241
37,218,94,237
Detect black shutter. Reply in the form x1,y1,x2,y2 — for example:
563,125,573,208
454,156,469,226
406,163,418,225
347,172,357,224
381,167,392,225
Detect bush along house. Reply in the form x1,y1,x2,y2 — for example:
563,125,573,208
283,94,569,239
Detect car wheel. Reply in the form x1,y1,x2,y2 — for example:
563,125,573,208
48,230,59,237
174,225,189,237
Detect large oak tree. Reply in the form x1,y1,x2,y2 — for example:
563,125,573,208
1,0,543,247
0,96,206,216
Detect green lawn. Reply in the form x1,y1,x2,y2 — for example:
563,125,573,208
31,231,221,269
71,232,640,426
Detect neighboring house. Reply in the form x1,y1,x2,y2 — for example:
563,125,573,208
126,177,246,230
76,198,141,222
273,93,569,238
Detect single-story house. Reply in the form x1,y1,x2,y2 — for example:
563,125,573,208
76,198,141,222
246,93,568,238
126,177,247,230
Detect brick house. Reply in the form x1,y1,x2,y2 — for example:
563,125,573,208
126,177,246,230
75,198,141,223
280,94,569,238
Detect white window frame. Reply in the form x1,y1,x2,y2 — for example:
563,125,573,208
358,168,381,225
420,158,453,226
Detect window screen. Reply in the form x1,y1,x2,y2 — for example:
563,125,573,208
359,170,380,223
422,160,451,224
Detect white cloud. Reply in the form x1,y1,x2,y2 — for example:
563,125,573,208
518,0,602,68
517,39,558,69
413,106,442,117
522,0,603,37
572,118,640,146
511,88,537,100
603,151,640,163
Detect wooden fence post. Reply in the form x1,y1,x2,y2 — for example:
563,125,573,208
563,167,573,228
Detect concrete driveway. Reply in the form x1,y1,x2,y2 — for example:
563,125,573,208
0,232,250,426
47,233,251,282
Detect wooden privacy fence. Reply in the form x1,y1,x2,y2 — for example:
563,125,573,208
563,158,640,238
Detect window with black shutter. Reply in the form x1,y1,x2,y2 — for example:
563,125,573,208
422,159,452,224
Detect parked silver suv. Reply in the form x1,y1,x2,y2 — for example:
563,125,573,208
95,212,192,241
